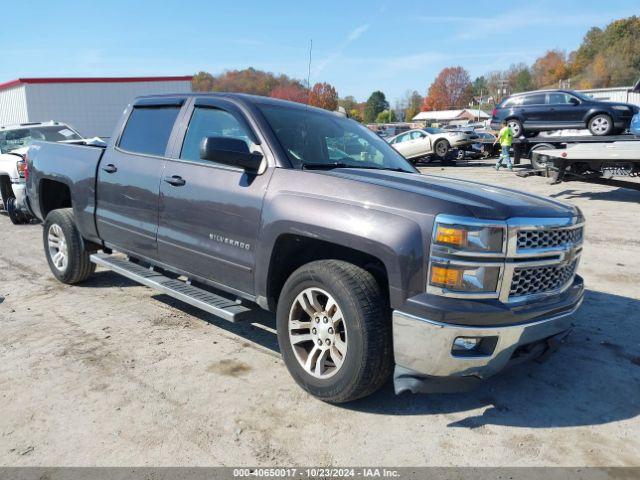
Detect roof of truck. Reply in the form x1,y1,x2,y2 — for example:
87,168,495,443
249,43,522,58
133,92,344,116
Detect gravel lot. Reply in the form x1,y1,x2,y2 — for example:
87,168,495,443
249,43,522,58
1,163,639,467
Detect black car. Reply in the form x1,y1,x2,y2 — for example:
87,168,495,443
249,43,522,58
490,89,639,136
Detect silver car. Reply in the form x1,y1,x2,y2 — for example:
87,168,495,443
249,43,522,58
388,127,478,160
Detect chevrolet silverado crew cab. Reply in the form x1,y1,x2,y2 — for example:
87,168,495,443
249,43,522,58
27,93,585,403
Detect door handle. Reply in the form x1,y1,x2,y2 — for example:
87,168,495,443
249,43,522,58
102,164,117,174
164,175,186,187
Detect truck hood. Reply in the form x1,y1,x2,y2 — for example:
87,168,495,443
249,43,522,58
320,168,578,220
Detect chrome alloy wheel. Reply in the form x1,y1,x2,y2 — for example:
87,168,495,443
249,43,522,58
288,287,348,379
590,116,610,135
47,224,68,272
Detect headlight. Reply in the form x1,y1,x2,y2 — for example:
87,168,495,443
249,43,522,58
434,221,504,253
428,215,507,298
612,105,630,111
429,263,500,293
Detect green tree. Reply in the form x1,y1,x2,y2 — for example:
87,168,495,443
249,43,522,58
339,95,358,112
403,90,423,122
348,109,363,122
364,91,389,123
375,110,396,123
472,76,488,97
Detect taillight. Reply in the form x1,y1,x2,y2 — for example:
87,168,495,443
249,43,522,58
492,108,498,117
23,153,29,181
17,160,26,178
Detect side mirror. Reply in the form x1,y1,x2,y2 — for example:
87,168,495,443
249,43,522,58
569,97,580,106
200,137,263,173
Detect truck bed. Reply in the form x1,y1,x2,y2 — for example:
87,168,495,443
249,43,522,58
27,141,105,241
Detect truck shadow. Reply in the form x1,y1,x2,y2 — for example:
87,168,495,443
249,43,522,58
343,289,640,429
549,186,640,202
100,281,640,429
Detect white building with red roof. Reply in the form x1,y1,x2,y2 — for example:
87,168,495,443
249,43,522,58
0,76,193,137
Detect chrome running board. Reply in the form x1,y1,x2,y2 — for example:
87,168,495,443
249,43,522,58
90,253,251,322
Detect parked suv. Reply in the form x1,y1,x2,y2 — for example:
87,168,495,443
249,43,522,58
490,89,639,137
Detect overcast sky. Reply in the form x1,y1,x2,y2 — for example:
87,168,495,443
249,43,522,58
3,0,638,102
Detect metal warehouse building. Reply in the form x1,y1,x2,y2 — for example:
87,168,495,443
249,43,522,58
578,86,640,106
0,76,193,138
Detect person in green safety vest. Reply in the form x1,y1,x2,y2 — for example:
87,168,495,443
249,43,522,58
494,120,513,171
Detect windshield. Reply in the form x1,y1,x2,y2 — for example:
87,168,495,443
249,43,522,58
257,104,416,173
0,125,82,153
423,127,445,134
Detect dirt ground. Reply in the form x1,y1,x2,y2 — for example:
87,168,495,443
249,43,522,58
1,162,639,467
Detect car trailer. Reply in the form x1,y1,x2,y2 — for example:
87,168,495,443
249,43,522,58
513,134,640,185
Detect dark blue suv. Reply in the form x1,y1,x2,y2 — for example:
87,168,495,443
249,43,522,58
490,89,639,137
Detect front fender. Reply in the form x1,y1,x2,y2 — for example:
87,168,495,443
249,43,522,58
255,191,429,309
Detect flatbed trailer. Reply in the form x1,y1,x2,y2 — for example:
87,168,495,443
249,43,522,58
511,134,639,166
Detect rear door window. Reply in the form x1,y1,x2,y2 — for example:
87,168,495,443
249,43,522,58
118,106,181,156
522,94,546,105
547,92,572,104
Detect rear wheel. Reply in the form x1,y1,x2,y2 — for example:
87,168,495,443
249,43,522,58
588,114,613,136
43,208,96,284
276,260,393,403
6,197,29,225
507,119,524,137
529,143,557,170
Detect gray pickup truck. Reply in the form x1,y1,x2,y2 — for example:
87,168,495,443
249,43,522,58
26,93,585,403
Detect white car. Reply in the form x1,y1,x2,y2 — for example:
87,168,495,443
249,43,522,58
0,121,83,224
388,127,478,161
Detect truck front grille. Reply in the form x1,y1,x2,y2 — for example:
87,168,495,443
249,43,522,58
509,260,578,298
517,226,583,250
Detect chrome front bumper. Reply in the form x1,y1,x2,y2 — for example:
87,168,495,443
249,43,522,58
11,181,28,210
392,296,582,389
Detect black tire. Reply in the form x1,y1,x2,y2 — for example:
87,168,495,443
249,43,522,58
43,208,96,284
529,143,556,170
433,139,450,159
507,119,524,137
6,197,29,225
276,260,393,403
588,114,614,136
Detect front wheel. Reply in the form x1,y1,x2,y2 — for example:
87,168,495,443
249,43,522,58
43,209,96,284
433,139,450,159
276,260,393,403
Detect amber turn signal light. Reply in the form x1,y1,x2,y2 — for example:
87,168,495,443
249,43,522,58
435,225,467,247
430,265,463,289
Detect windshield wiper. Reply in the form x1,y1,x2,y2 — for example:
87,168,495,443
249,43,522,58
301,162,350,170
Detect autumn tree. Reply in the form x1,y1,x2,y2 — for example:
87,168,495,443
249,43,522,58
422,66,473,111
531,50,568,88
364,91,389,123
308,82,339,111
270,83,308,104
192,71,215,92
